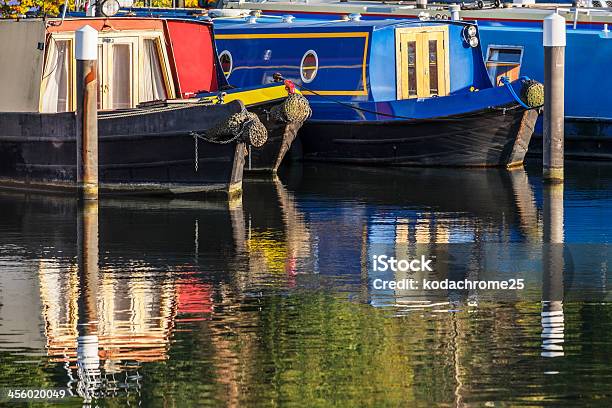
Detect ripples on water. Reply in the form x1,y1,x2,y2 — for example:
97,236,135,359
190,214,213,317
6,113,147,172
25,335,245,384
0,162,611,406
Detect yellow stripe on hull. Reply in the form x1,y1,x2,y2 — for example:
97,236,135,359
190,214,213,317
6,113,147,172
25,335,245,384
198,84,296,107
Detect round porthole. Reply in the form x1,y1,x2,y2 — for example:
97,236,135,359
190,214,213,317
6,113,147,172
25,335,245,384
300,50,318,83
219,50,233,78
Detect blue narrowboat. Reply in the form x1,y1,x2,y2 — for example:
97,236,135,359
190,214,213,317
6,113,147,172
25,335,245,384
212,16,543,167
216,1,612,160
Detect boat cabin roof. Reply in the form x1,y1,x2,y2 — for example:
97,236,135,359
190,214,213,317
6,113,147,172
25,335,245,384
119,8,458,31
212,17,429,31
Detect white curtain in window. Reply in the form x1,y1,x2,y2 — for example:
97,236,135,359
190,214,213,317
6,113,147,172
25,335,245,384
140,39,167,103
41,40,70,113
111,44,132,110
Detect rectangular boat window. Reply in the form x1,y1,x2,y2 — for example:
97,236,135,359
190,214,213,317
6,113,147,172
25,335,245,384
486,46,523,86
407,41,417,97
41,40,72,113
110,43,133,110
428,39,439,96
140,39,168,103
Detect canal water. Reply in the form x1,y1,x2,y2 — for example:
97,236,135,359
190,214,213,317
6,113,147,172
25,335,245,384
0,161,610,407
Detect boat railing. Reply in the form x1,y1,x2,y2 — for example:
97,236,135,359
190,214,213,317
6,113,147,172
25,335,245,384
556,6,612,28
557,6,612,14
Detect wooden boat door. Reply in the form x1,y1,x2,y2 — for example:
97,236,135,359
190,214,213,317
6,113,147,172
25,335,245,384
98,37,138,110
396,27,449,100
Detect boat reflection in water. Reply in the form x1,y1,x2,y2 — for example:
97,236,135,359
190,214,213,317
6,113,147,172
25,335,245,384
284,164,574,361
0,175,312,404
283,163,541,284
1,163,611,406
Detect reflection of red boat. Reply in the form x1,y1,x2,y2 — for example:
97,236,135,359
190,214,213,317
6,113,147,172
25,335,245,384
176,278,214,322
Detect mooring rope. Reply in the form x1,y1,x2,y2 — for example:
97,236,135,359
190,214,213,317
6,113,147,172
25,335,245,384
273,75,422,121
500,76,531,110
500,76,544,110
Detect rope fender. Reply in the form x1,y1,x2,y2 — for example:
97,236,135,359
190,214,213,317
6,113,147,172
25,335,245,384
190,108,268,148
270,93,312,123
189,108,268,172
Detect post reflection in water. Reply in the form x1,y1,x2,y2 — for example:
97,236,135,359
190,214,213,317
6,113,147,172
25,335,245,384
40,199,182,402
542,183,565,358
75,200,101,403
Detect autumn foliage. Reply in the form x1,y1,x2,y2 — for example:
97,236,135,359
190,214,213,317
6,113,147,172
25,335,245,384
0,0,204,19
0,0,71,18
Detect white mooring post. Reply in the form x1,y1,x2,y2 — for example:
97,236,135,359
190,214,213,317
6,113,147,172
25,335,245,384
543,13,566,183
75,26,99,200
449,4,461,21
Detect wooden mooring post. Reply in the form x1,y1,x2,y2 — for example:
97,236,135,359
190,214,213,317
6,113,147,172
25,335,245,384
543,13,566,183
75,26,99,200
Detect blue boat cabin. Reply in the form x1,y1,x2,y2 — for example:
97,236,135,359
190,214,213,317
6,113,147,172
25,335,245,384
213,19,493,103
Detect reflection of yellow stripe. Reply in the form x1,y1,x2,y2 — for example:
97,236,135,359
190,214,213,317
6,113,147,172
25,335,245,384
233,65,300,70
198,84,298,106
248,234,288,274
217,31,370,96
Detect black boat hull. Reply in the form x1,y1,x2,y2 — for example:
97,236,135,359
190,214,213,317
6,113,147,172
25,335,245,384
246,101,304,173
528,117,612,161
0,101,248,197
298,106,538,167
